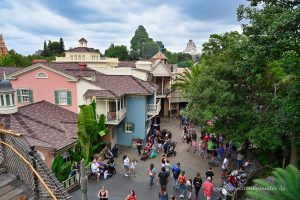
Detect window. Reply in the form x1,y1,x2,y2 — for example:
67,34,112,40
74,55,77,60
5,95,10,106
17,89,33,103
0,95,4,106
125,122,135,133
36,72,48,79
82,55,85,61
78,55,81,60
70,55,73,61
55,90,72,105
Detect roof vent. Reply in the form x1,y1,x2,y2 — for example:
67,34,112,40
32,59,48,65
78,62,87,70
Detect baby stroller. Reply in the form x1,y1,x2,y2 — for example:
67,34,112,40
140,146,151,161
166,141,177,157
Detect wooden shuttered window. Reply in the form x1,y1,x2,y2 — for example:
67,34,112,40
17,89,21,103
17,89,33,103
54,90,59,105
28,89,33,103
55,90,72,106
67,91,72,105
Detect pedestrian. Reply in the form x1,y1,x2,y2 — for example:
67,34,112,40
207,140,214,159
150,144,157,158
222,156,229,177
193,172,202,200
136,138,143,156
91,158,101,182
205,167,214,180
165,160,171,176
186,178,192,200
126,190,137,200
97,186,108,200
217,144,224,161
199,140,206,160
157,135,163,153
123,155,130,177
158,167,168,189
236,151,244,168
130,158,137,177
159,185,169,200
171,195,176,200
203,177,214,200
191,130,197,153
171,162,181,190
186,133,192,152
148,163,156,188
178,171,186,199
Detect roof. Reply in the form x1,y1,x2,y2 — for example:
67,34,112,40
90,73,156,97
118,61,136,68
0,101,78,151
8,63,98,81
79,38,88,42
66,47,99,53
0,80,14,92
152,51,168,60
0,67,22,79
84,89,118,98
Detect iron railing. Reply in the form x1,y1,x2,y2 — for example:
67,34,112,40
0,129,71,200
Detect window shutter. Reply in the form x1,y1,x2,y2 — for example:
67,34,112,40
67,91,72,105
132,123,135,132
28,89,33,103
17,89,21,103
54,91,59,105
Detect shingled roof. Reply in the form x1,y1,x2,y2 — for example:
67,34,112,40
0,101,78,151
118,61,136,68
66,47,99,53
0,67,22,79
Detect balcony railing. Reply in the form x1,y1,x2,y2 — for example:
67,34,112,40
55,57,118,63
147,99,161,117
106,107,127,125
156,88,171,96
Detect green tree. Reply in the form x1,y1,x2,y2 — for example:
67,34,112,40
247,165,300,200
130,25,150,59
71,100,109,164
51,154,71,182
141,41,159,59
59,38,65,55
172,65,201,92
156,41,166,53
42,41,49,57
104,43,129,60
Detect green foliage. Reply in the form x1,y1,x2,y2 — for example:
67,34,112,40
51,155,72,182
180,1,300,167
130,25,150,59
42,38,65,57
142,41,159,59
247,165,300,200
156,41,166,53
104,43,129,60
73,100,109,164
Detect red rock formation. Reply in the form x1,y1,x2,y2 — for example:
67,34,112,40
0,34,9,56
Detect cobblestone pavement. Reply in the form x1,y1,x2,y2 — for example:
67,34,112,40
71,118,223,200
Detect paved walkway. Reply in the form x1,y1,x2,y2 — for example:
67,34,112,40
71,118,223,200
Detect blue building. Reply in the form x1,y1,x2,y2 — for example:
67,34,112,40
84,73,160,147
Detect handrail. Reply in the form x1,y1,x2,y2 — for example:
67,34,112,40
0,140,57,200
0,128,21,137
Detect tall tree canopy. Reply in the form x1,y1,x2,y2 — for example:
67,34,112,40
104,43,129,60
182,0,300,167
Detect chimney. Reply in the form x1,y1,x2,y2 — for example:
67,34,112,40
78,62,87,70
32,59,48,65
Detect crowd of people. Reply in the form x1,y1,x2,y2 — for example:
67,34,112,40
94,116,253,200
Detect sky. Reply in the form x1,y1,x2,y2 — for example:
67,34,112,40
0,0,248,55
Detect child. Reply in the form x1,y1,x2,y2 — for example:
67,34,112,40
186,178,192,200
130,158,137,177
150,145,157,158
199,141,205,160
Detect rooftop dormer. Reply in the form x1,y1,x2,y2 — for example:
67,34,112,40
0,79,18,114
79,38,88,47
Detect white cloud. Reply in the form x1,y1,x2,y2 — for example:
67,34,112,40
0,0,243,55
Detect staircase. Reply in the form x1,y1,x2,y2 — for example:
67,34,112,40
0,168,33,200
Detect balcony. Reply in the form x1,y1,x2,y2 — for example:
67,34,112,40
106,107,127,125
156,88,171,97
147,99,161,120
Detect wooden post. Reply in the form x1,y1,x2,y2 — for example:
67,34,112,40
80,159,88,200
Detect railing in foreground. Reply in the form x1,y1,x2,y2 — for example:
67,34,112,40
0,129,71,200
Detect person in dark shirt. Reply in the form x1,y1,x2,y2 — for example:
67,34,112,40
193,172,203,200
158,167,168,189
205,167,214,180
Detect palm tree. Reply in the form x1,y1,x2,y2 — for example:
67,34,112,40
171,65,202,93
247,165,300,200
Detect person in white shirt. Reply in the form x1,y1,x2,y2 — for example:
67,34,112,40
123,155,130,176
91,159,100,182
222,156,229,176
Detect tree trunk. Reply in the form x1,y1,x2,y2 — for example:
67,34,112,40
290,134,298,168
